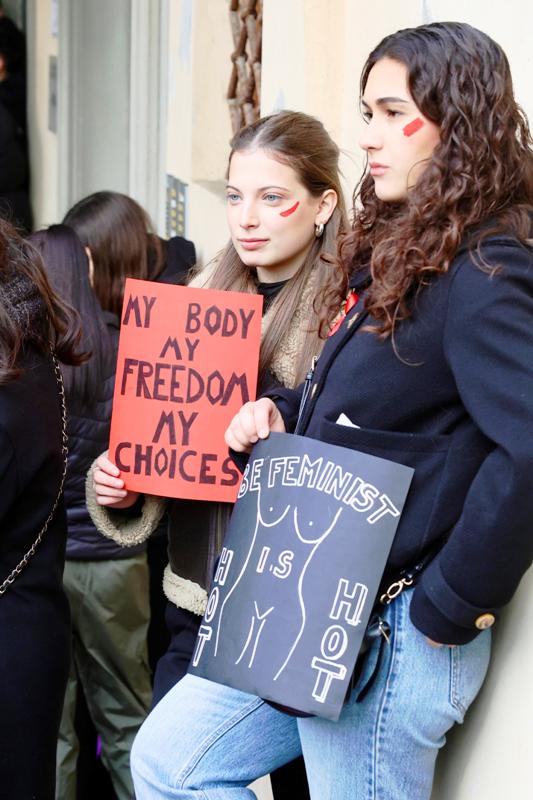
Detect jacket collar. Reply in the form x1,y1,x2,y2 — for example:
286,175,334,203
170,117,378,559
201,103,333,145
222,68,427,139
349,266,371,292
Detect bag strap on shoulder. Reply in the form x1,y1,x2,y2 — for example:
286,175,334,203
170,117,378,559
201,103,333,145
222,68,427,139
0,352,68,596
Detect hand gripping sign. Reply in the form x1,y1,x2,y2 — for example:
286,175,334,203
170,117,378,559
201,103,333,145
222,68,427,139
189,432,414,721
109,278,262,502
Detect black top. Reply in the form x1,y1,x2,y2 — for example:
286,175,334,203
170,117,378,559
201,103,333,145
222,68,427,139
256,278,289,311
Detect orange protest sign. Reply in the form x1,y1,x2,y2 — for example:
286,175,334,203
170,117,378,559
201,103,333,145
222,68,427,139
109,278,263,502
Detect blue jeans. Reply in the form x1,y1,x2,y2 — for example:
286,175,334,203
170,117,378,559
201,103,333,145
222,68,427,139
131,589,491,799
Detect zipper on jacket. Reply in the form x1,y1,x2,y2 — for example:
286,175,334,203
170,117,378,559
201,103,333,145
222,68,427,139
296,309,370,435
294,355,318,435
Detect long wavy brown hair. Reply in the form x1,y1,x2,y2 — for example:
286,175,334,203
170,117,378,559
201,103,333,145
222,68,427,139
205,110,347,386
339,22,533,339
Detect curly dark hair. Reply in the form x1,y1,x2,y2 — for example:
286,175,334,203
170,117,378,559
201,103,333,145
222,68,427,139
338,22,533,339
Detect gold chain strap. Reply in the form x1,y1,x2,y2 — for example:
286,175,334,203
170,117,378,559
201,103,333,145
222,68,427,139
0,353,68,596
379,575,414,606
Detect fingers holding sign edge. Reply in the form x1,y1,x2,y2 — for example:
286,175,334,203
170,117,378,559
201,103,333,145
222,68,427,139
92,452,141,509
225,399,286,452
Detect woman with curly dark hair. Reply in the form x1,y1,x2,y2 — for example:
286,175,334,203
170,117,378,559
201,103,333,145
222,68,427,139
134,23,533,799
0,219,82,798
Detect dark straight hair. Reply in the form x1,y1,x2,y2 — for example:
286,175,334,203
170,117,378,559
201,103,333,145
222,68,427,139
0,219,83,384
63,191,164,317
29,224,113,404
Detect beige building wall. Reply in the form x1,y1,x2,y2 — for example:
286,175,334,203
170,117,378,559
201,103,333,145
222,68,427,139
165,0,233,265
261,0,422,206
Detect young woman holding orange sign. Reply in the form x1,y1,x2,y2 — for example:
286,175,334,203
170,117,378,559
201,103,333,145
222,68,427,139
89,110,348,799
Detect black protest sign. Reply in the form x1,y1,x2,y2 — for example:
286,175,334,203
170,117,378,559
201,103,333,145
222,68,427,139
189,432,414,720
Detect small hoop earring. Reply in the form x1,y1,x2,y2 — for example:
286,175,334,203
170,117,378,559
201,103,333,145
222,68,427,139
315,222,325,238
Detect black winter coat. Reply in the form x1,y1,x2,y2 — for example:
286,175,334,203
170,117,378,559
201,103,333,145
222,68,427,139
65,312,144,559
268,236,533,645
0,346,70,798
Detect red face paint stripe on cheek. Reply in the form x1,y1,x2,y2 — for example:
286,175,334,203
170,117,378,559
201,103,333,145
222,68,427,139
403,117,424,137
279,201,299,217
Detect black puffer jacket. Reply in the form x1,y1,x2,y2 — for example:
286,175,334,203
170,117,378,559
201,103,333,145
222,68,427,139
65,311,144,559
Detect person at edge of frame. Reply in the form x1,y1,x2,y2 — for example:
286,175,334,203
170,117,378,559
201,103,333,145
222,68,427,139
88,110,350,800
63,189,197,684
0,217,83,799
54,191,193,800
124,22,532,800
29,223,151,800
